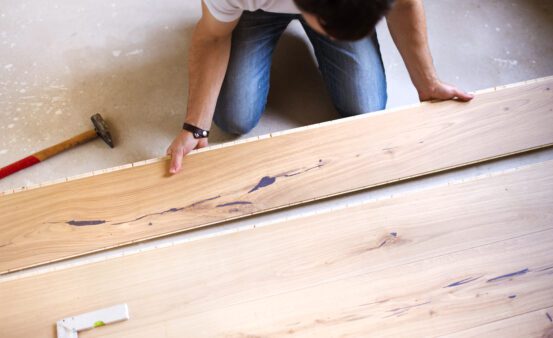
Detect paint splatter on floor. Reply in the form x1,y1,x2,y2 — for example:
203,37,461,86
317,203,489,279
126,49,143,56
493,58,518,68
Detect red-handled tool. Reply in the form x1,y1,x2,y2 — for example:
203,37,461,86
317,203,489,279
0,114,114,179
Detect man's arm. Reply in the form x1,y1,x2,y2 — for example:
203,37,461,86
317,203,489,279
386,0,473,102
167,2,238,174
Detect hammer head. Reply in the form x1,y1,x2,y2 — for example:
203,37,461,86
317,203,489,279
91,113,114,148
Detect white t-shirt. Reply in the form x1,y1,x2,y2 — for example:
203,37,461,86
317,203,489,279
203,0,301,22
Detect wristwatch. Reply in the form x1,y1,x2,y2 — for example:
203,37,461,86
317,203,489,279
182,123,209,139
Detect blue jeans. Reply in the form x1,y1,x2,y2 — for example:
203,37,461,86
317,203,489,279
213,10,387,135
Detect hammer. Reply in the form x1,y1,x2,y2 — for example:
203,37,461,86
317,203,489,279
0,113,114,179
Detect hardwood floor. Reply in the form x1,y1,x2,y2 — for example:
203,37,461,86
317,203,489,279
1,161,551,337
1,77,552,274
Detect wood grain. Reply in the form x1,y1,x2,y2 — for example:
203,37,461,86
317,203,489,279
1,77,552,274
442,306,553,338
1,160,552,338
146,231,553,338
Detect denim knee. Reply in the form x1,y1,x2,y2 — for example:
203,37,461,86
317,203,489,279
213,104,263,136
335,89,388,117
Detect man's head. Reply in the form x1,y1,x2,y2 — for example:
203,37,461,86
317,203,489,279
294,0,395,41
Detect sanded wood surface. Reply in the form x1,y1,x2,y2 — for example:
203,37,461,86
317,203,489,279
1,161,552,337
1,77,552,274
443,306,553,338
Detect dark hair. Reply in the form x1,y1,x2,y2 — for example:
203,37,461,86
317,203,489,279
294,0,395,41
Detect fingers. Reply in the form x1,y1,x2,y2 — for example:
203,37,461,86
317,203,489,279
167,134,207,174
169,147,185,174
452,88,474,102
421,81,475,103
167,131,198,175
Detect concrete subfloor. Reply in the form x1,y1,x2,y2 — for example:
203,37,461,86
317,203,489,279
1,0,552,191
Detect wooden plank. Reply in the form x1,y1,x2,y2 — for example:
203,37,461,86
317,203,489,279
135,231,552,338
1,77,552,274
442,306,553,338
1,160,552,338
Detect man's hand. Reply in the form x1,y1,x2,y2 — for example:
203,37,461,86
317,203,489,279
165,3,237,175
386,1,474,104
166,131,208,174
418,80,474,102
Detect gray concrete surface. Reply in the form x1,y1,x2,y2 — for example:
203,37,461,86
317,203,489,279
1,0,552,191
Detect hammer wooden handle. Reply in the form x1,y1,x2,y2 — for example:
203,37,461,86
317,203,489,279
33,129,98,161
0,129,98,179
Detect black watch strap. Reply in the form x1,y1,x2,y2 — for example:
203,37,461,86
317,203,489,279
182,123,209,139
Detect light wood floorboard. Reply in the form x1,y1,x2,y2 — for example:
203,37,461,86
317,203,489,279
1,161,551,337
1,77,552,274
442,306,553,338
124,230,552,338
